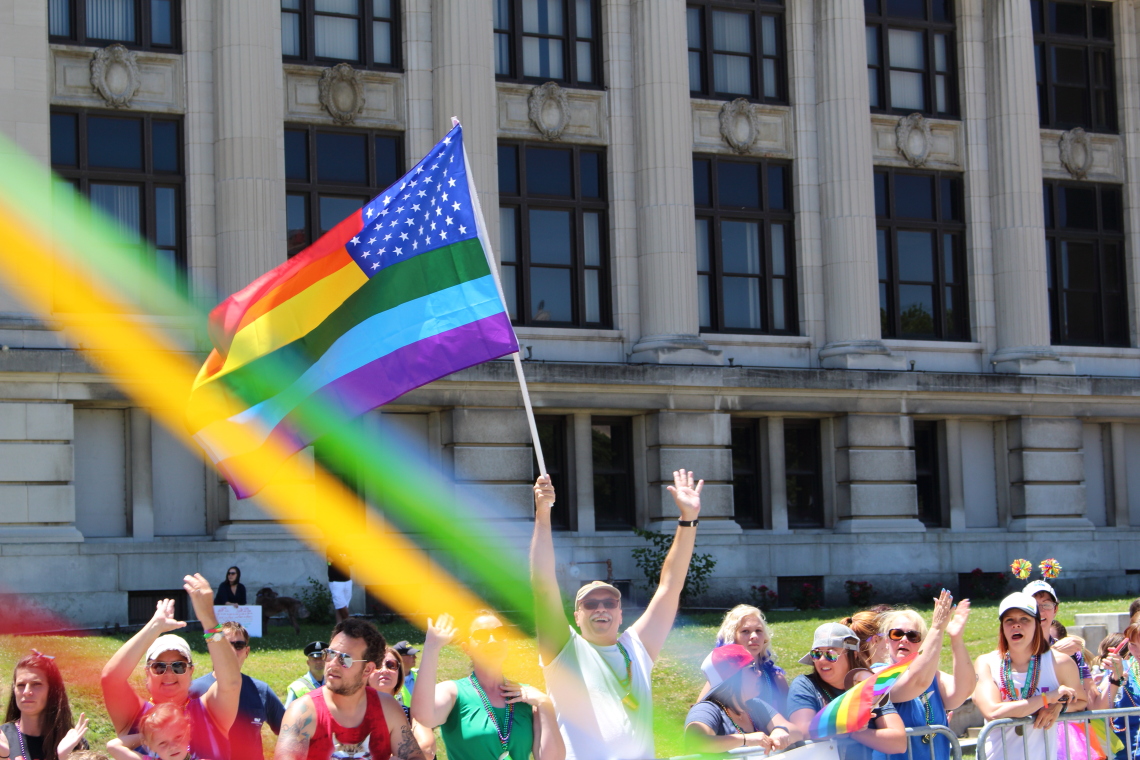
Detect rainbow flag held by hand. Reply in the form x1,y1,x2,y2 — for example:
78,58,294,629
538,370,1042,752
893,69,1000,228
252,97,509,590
188,123,518,498
809,655,915,739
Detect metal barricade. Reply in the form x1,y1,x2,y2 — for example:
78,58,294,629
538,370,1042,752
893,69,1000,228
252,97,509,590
660,724,962,759
975,706,1140,760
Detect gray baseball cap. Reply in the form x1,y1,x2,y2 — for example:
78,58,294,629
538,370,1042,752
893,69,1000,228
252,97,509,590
798,622,859,665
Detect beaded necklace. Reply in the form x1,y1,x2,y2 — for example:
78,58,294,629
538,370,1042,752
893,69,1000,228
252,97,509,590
469,673,515,760
998,653,1041,701
16,719,30,760
918,689,934,744
707,698,750,735
1123,658,1140,708
613,642,638,711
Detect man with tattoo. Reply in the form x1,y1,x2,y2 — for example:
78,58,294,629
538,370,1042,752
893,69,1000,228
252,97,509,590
274,618,426,760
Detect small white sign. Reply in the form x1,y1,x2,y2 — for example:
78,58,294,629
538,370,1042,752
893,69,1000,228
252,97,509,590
213,605,262,638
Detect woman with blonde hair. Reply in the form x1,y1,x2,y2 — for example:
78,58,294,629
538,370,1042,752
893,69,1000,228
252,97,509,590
697,605,788,711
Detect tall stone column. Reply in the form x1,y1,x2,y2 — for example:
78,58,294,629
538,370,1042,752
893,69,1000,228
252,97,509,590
985,0,1072,374
646,413,735,532
629,0,720,364
213,0,286,298
815,0,905,370
1006,417,1091,530
834,415,924,533
403,0,435,162
433,0,499,254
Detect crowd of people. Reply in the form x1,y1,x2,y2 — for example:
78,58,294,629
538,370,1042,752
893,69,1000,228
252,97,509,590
3,470,1140,760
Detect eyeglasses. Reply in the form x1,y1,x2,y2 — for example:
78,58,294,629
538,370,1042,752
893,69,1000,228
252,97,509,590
1038,602,1058,611
323,648,361,668
470,626,506,644
888,629,922,644
810,649,841,662
579,598,620,611
379,659,400,671
231,641,248,651
148,661,190,675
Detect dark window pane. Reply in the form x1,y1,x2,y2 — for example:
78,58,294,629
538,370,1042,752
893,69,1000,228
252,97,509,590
592,420,633,529
50,113,77,167
498,144,518,195
940,177,960,221
285,130,309,181
286,194,309,256
1063,291,1099,342
1031,0,1044,32
865,0,879,14
151,0,173,45
50,0,70,37
152,121,179,172
316,133,367,184
899,284,936,336
534,417,571,530
1091,5,1110,39
914,421,942,527
580,151,601,199
529,209,573,265
1062,240,1097,289
898,231,935,282
693,159,711,207
932,0,951,22
1054,86,1087,127
527,147,573,196
1059,185,1098,230
88,116,143,170
154,186,177,247
1052,46,1086,84
784,421,822,528
723,277,763,329
1050,2,1087,35
722,221,762,274
731,421,761,527
531,267,573,322
887,0,926,18
768,165,787,210
375,136,399,189
718,162,761,208
874,173,888,217
318,195,364,232
895,174,935,219
1102,187,1122,232
944,285,959,338
1043,184,1054,228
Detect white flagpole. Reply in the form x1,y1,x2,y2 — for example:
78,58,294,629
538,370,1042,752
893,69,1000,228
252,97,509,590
455,117,547,476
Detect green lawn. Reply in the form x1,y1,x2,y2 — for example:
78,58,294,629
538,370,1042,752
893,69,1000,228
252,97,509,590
1,595,1132,758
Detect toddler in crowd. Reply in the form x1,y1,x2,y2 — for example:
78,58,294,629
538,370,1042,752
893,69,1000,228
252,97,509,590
105,704,197,760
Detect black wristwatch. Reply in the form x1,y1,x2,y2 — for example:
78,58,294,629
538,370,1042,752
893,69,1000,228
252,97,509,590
1110,676,1124,687
678,519,699,527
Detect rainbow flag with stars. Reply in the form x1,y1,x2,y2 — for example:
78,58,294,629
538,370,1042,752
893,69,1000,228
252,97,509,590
809,655,915,739
188,124,518,498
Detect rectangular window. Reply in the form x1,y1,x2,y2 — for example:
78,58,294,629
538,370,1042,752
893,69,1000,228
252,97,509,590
51,109,185,294
694,155,796,334
50,0,179,51
875,169,968,340
687,1,785,103
282,0,401,69
284,125,403,256
499,142,609,327
865,0,957,118
784,419,823,528
731,419,763,528
1044,181,1128,346
1032,0,1116,132
913,420,943,527
495,0,600,87
592,417,633,530
533,416,573,531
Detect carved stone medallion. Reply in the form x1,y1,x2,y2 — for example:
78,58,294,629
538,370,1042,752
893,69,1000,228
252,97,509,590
528,82,571,140
90,44,141,108
1059,127,1093,179
719,98,761,154
318,63,366,125
895,113,933,167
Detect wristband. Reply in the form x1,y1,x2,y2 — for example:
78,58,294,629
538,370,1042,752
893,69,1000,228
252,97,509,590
1041,693,1048,708
203,624,224,641
678,519,698,527
1110,676,1123,687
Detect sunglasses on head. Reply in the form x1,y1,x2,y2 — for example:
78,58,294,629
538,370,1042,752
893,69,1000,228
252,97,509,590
810,649,841,662
148,661,190,675
323,648,360,668
579,598,619,611
888,629,922,643
231,641,248,651
378,659,400,671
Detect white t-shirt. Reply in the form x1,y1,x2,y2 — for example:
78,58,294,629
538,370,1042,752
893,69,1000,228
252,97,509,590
982,649,1061,760
542,626,655,760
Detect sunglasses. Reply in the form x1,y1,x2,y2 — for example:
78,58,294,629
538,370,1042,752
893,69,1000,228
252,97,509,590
227,571,237,575
148,661,190,675
888,629,922,644
231,641,248,651
379,659,400,671
323,648,361,668
308,651,325,660
810,649,841,662
579,598,620,611
470,627,506,644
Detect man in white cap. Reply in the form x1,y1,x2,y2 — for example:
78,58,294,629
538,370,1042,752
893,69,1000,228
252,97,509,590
529,469,703,760
1024,580,1094,691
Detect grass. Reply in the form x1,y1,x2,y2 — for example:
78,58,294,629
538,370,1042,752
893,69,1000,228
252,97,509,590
1,595,1132,759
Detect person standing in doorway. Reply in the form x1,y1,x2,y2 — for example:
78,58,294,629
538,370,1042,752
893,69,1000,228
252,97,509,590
327,546,353,624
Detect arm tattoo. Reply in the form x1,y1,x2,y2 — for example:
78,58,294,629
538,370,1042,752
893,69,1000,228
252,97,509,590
393,722,427,760
274,701,315,759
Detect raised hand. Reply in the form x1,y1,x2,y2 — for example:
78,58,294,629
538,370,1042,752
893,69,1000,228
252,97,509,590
502,681,549,707
946,599,971,639
57,712,89,758
424,614,457,650
930,589,953,632
666,469,703,521
148,598,186,634
183,573,216,617
533,474,555,512
1103,652,1125,680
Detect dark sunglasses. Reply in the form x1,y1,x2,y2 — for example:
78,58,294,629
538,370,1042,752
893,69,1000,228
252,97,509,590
379,659,400,671
888,629,922,643
227,571,238,575
148,661,190,675
323,648,360,668
470,627,506,644
231,641,248,651
579,598,619,611
810,649,840,662
307,651,325,660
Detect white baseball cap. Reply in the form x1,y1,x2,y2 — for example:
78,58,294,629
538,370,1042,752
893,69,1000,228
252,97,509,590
1023,580,1058,603
998,592,1038,618
145,634,193,664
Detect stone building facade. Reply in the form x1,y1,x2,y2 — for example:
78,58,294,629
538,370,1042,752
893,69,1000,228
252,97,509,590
2,0,1140,626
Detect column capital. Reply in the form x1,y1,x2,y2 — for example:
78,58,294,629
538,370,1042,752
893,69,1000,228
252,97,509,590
819,340,907,371
630,335,723,365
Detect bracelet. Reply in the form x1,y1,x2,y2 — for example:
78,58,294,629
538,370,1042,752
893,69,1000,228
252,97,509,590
202,624,224,641
1041,693,1048,708
1110,676,1123,687
678,519,699,527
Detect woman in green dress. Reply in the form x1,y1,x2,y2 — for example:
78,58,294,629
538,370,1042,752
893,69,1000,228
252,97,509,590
411,611,564,760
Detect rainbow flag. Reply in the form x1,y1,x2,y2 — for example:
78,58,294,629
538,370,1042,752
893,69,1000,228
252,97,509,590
188,124,518,497
808,655,915,739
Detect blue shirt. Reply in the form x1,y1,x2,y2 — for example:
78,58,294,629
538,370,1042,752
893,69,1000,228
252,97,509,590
876,677,949,760
190,673,285,760
787,674,898,760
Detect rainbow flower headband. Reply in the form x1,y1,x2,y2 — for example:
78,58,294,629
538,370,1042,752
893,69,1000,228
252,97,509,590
1010,558,1062,581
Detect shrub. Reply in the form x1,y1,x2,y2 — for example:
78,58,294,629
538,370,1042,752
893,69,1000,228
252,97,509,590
844,580,874,607
297,577,334,625
631,528,717,606
963,568,1008,600
791,581,823,611
751,584,778,612
911,582,937,603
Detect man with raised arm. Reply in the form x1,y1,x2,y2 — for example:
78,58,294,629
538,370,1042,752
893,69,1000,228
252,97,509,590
530,469,703,760
273,617,426,760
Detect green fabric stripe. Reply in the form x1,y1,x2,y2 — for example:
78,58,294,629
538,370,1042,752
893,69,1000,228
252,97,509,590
218,239,491,405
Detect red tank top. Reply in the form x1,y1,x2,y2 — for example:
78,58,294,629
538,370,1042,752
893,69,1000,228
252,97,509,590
307,686,392,760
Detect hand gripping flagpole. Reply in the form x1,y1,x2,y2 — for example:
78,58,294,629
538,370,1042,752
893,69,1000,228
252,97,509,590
457,117,547,477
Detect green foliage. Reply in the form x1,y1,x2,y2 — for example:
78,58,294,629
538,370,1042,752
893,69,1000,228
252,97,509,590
791,581,823,611
631,527,717,606
751,584,778,612
965,567,1009,600
296,576,334,625
845,580,874,607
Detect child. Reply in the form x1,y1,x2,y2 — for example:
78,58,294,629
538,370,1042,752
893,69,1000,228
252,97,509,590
106,704,197,760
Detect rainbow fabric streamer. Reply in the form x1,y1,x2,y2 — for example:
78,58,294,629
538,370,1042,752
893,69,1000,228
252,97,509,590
1011,559,1033,580
809,655,915,739
188,123,518,497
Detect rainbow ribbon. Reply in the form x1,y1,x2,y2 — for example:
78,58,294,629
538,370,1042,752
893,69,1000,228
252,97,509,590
809,655,915,739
